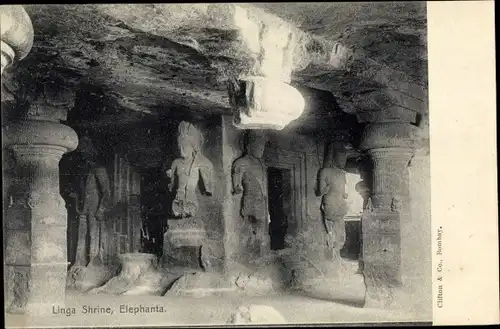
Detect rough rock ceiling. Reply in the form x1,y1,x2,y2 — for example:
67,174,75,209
2,3,427,136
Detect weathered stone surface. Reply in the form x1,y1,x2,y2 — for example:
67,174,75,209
89,253,159,295
200,239,224,271
4,229,30,265
164,264,284,298
227,304,287,324
66,260,118,292
165,272,237,297
163,221,208,269
359,122,417,150
4,265,30,314
122,269,179,296
231,271,276,296
228,77,305,130
3,118,78,315
3,4,427,138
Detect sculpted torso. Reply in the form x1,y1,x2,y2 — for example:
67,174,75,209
231,130,270,259
316,142,351,256
233,155,267,221
166,122,214,218
169,158,200,201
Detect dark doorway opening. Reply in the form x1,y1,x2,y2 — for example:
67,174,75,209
140,169,168,257
267,167,293,250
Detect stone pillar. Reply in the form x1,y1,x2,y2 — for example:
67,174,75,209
0,5,34,75
3,87,78,315
359,122,417,309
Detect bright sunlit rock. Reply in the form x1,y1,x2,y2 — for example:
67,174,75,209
230,6,304,130
228,76,305,130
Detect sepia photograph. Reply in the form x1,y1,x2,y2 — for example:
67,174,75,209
1,2,497,328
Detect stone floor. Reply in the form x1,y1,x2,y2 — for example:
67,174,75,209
6,292,429,328
5,281,431,327
5,259,431,327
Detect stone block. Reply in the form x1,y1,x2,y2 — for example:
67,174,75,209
165,228,206,248
363,233,401,265
4,205,31,230
362,211,402,281
362,212,400,234
4,265,30,314
4,229,30,265
29,264,67,304
31,225,67,263
163,246,201,269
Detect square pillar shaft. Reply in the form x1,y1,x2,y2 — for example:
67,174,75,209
359,122,420,309
4,120,77,315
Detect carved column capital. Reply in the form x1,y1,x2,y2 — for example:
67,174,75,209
359,122,418,151
0,5,34,75
358,121,417,212
356,106,419,125
4,120,78,154
367,148,413,211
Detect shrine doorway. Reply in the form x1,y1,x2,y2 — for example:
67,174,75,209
267,167,293,251
340,172,364,261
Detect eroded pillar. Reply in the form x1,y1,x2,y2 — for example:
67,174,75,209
4,89,78,315
359,122,416,309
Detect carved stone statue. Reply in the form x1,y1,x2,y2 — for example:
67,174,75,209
166,121,214,218
316,142,349,258
72,136,111,266
66,136,115,291
232,130,270,258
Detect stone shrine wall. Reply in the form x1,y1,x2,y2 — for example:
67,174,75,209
221,115,330,270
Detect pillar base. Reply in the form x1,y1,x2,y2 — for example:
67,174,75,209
4,263,68,315
66,258,119,293
89,253,173,296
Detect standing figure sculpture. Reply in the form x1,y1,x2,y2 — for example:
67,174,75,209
66,136,113,291
166,121,214,218
316,142,349,260
232,130,270,259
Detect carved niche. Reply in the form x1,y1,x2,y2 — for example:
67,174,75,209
166,121,214,218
